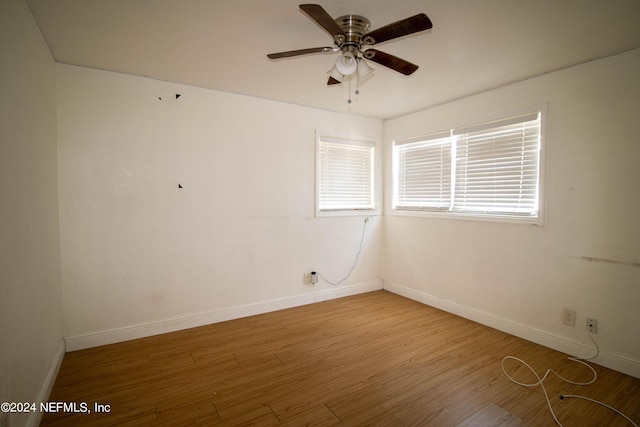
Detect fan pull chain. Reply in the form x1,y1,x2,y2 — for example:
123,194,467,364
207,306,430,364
347,76,361,104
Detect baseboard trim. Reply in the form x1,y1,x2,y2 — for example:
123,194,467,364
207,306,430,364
26,338,65,427
65,280,383,352
383,281,640,379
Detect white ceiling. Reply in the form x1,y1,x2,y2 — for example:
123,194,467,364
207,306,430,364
27,0,640,119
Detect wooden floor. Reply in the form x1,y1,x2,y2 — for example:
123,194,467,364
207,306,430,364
42,291,639,426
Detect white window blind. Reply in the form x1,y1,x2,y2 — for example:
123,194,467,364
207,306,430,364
452,113,540,216
318,137,374,211
394,134,451,210
392,112,542,220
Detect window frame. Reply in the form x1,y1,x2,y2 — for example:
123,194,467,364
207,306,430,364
316,132,377,218
391,108,546,225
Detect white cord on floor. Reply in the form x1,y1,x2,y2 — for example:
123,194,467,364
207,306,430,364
560,394,638,426
501,333,638,427
317,217,369,286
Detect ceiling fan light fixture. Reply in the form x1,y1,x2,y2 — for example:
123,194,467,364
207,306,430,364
335,52,357,76
327,64,344,82
357,59,374,80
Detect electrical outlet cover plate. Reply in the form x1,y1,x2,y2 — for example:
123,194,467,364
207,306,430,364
562,308,576,326
303,273,312,285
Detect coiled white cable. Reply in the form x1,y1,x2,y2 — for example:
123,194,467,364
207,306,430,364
501,333,638,426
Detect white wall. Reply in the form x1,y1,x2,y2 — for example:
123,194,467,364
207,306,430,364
57,64,384,346
382,49,640,376
0,0,64,425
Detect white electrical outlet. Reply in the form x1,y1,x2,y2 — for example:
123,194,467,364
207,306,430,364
562,308,576,326
587,317,598,334
303,273,312,285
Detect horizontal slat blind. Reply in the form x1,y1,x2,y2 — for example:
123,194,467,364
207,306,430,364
395,136,451,209
318,138,374,211
453,114,540,215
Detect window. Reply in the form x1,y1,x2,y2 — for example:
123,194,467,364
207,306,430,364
317,135,375,215
393,112,542,221
394,132,452,211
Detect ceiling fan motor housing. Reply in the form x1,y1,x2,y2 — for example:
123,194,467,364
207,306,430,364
335,15,371,55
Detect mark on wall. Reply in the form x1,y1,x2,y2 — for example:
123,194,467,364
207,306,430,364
157,94,181,100
581,256,640,268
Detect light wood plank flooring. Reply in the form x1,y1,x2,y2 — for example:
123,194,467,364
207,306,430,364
41,291,640,426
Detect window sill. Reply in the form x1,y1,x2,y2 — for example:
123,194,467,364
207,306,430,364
316,208,379,218
389,208,543,226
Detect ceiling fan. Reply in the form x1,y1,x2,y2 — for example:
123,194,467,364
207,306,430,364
267,4,433,87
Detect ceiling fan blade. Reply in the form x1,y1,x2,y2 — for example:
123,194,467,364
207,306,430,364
300,4,346,41
327,76,341,85
267,47,336,59
363,49,418,75
363,13,432,45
